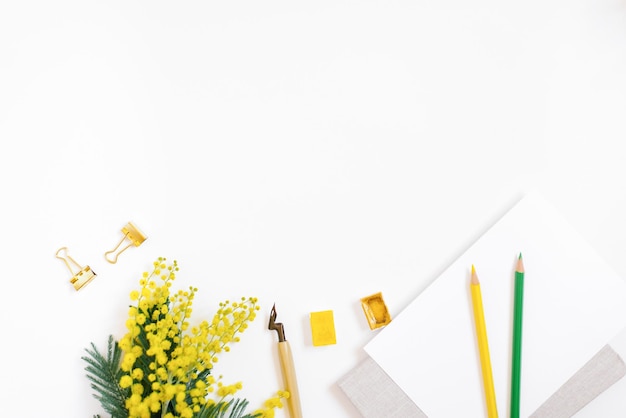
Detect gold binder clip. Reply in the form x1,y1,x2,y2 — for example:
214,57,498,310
104,222,147,264
56,247,97,290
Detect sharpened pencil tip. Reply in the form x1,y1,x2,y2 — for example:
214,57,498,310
519,252,523,259
471,264,479,284
516,254,524,273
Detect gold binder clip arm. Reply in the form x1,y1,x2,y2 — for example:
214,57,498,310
56,247,97,291
104,222,147,264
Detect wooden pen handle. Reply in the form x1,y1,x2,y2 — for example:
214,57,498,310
277,340,303,418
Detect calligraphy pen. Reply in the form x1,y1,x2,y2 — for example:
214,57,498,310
268,304,303,418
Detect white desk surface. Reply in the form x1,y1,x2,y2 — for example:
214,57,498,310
2,1,626,417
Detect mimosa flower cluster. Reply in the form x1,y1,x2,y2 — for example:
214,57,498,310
84,257,287,418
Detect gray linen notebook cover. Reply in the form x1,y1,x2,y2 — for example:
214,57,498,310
338,344,625,418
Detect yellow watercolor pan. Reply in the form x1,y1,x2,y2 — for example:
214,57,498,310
310,310,337,346
360,292,391,330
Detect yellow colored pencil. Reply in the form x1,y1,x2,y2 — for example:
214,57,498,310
470,265,498,418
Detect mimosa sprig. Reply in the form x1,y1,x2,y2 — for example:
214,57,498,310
82,257,288,418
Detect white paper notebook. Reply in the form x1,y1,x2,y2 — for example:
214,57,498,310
364,192,626,418
338,344,626,418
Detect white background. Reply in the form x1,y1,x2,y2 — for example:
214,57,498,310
1,1,626,417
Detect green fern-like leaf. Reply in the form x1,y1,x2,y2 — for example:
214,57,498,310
82,335,129,418
196,398,261,418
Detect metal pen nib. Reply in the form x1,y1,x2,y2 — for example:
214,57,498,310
269,303,286,342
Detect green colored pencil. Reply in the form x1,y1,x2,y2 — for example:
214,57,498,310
511,253,524,418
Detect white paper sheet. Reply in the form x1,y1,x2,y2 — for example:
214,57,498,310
364,192,626,418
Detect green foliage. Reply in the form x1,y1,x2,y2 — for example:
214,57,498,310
196,399,261,418
82,335,129,418
83,335,262,418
